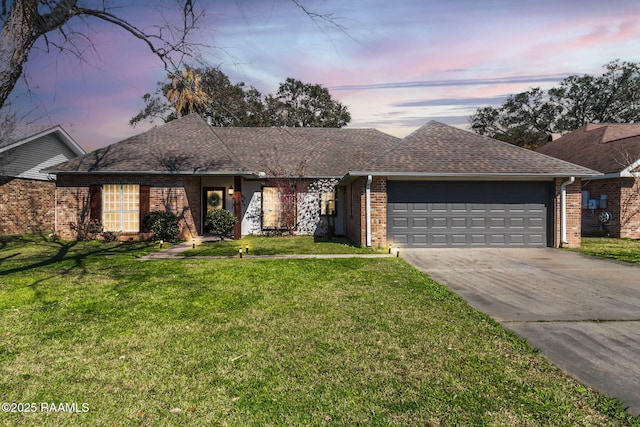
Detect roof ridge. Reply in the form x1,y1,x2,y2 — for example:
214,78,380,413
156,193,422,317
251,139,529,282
356,121,437,170
201,117,252,172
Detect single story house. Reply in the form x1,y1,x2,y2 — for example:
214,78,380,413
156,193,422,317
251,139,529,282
537,123,640,239
45,113,598,247
1,125,85,235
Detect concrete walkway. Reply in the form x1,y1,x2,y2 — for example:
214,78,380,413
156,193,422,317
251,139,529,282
401,248,640,416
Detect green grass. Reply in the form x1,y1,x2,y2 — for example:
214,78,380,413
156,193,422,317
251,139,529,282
0,236,638,426
181,235,386,256
573,237,640,264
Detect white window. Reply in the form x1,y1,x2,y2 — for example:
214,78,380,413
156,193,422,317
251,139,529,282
103,184,140,232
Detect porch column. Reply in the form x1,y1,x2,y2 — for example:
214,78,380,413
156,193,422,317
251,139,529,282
233,176,242,240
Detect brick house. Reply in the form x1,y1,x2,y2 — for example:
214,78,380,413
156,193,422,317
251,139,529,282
0,126,85,235
45,114,597,247
538,124,640,239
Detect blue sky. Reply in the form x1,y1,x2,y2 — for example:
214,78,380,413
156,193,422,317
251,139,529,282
9,0,640,150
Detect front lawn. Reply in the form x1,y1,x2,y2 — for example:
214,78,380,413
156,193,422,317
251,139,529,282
0,236,637,426
574,237,640,264
181,235,385,256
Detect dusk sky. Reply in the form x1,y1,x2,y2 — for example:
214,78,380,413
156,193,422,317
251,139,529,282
9,0,640,150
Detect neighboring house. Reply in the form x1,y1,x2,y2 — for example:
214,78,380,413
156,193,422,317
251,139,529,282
45,114,597,247
538,123,640,239
0,126,85,235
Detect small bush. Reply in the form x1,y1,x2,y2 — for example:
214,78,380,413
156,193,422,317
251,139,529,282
144,210,180,242
70,219,103,241
205,209,237,237
102,231,119,242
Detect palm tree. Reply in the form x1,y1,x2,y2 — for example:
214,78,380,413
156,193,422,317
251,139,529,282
166,66,209,117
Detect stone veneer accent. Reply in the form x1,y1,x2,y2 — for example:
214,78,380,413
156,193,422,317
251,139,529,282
54,174,200,240
0,177,56,235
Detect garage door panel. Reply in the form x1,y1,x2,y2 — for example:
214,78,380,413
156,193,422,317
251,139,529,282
451,234,467,245
471,218,486,228
391,203,408,213
471,234,486,244
412,218,427,228
392,217,408,228
529,217,545,228
387,181,551,247
432,217,447,228
528,234,544,245
412,234,428,245
490,217,506,228
451,218,467,228
509,217,525,228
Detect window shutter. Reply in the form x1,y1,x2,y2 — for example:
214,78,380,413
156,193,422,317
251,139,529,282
139,185,151,232
89,185,102,221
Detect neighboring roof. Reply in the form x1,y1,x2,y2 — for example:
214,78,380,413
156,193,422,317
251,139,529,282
1,125,86,180
46,114,400,177
0,125,85,157
348,121,599,178
537,123,640,176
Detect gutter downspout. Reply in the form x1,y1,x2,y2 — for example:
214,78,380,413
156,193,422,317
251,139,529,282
366,175,372,247
560,176,575,246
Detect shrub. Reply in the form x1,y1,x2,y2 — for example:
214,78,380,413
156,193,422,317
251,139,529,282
102,231,119,242
144,210,180,242
69,219,102,241
205,209,237,237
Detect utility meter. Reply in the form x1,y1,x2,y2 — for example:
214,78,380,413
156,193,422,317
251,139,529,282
598,211,613,224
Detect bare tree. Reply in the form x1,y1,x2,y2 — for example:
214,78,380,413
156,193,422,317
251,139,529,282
0,1,346,113
0,0,205,110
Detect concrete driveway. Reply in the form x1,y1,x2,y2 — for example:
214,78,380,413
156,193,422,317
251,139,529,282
401,248,640,416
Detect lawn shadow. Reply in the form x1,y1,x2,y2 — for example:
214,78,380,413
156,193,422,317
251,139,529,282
313,236,360,247
0,240,152,278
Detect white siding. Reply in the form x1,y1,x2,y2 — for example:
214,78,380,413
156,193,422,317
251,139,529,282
0,134,77,181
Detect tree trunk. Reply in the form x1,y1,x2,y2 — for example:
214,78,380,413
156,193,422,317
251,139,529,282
0,0,78,109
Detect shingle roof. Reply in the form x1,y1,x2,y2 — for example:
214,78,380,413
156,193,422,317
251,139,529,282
354,121,598,177
537,123,640,174
210,127,399,177
47,114,250,174
47,115,597,179
46,114,400,176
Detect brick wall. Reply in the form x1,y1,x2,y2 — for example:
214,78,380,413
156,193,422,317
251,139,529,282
620,178,640,239
581,178,640,239
55,174,200,240
369,176,387,247
0,177,55,235
553,178,582,248
581,179,622,237
344,176,387,247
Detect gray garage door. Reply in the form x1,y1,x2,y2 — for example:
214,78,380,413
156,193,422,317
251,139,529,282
387,181,553,247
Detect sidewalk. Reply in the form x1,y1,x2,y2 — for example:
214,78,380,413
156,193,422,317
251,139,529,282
139,238,395,261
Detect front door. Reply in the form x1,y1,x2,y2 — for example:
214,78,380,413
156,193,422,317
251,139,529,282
203,187,225,233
